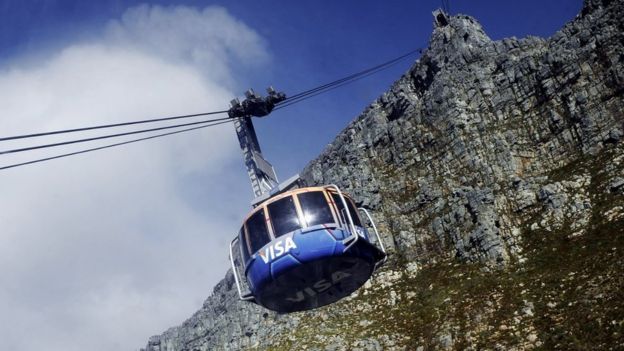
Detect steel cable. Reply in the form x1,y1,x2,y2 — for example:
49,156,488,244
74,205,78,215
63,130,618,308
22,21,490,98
0,119,233,171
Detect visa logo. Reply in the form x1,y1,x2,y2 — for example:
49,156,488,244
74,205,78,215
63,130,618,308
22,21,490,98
285,270,352,302
258,237,297,264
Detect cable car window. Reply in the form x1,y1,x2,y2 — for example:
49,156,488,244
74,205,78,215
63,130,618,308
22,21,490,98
267,196,301,237
246,209,271,253
330,192,362,227
345,198,363,227
298,191,334,227
239,227,250,263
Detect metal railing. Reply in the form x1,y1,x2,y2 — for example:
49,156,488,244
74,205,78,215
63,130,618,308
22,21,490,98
359,207,388,268
229,236,254,301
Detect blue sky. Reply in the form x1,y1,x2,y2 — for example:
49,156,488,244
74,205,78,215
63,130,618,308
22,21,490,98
1,0,581,177
0,1,582,350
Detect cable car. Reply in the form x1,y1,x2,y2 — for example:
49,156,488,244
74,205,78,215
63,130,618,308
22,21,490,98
229,185,386,312
227,88,386,313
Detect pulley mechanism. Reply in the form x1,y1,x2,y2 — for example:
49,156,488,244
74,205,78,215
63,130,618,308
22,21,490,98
228,87,286,119
227,87,289,200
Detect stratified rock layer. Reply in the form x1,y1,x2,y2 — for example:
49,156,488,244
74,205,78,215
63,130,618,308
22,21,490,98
144,0,623,349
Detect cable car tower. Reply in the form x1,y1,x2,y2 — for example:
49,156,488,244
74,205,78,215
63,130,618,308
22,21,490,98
228,87,386,313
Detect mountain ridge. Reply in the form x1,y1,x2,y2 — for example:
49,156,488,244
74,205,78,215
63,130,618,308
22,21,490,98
144,0,624,349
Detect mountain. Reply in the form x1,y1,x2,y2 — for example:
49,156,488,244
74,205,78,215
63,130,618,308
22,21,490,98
144,0,623,349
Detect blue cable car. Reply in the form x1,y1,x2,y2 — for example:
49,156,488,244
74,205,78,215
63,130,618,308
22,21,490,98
229,185,386,313
227,88,387,313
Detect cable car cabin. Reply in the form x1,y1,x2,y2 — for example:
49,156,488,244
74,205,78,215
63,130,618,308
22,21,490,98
229,184,386,313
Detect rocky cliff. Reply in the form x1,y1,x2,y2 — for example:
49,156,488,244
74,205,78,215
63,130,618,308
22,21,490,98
144,0,624,349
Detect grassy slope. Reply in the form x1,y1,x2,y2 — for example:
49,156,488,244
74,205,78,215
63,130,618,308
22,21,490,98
265,145,624,350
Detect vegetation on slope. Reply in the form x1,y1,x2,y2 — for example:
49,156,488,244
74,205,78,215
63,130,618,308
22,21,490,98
266,145,624,350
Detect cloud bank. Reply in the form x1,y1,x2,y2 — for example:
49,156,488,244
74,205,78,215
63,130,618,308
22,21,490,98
0,5,265,351
106,5,268,86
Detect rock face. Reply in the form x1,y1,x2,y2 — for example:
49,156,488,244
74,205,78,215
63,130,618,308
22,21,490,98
144,0,623,350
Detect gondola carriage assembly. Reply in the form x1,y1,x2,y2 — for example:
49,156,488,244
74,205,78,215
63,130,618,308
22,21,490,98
228,87,386,313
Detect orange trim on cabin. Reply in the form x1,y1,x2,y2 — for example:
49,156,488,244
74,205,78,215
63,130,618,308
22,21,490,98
240,186,351,223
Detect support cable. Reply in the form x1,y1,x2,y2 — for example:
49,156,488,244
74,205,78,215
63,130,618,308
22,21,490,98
277,47,422,105
0,110,229,142
0,46,425,170
0,47,422,144
274,50,419,111
0,119,233,171
0,116,231,156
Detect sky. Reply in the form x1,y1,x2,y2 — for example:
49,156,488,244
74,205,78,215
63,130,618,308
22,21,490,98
0,1,582,350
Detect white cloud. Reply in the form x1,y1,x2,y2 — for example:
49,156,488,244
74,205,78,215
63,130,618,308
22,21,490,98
105,4,269,86
0,5,264,351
